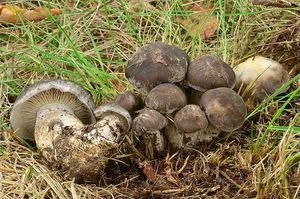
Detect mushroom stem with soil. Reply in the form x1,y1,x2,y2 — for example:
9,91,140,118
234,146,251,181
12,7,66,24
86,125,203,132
10,79,132,183
94,103,132,143
132,109,168,159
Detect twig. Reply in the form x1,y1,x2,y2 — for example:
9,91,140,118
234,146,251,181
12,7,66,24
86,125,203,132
219,170,249,191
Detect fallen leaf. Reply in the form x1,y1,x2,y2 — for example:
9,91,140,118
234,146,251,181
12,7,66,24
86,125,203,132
23,7,61,21
177,3,218,39
0,5,24,24
0,5,61,24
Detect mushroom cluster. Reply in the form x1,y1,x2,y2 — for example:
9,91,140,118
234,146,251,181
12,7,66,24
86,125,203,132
123,41,248,157
10,42,266,183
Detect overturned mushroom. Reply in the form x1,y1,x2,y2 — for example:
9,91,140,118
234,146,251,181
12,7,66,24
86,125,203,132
200,87,247,132
10,79,131,183
166,104,209,149
187,54,236,92
132,109,168,159
145,83,187,114
114,91,143,114
10,79,95,141
234,56,290,101
126,41,189,92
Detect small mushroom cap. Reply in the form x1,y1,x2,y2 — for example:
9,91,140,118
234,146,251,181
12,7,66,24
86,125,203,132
125,41,189,91
10,79,96,141
132,109,168,135
200,87,247,132
174,104,208,133
114,91,143,114
94,103,132,131
187,54,236,91
145,83,187,114
234,56,290,100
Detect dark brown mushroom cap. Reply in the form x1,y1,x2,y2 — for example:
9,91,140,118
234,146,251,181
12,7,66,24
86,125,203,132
145,83,187,114
200,87,247,132
174,104,208,133
125,41,189,91
132,109,168,135
10,79,96,141
114,91,143,114
187,54,236,91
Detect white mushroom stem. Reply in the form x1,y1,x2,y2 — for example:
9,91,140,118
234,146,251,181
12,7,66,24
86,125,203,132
143,130,165,159
147,130,165,152
165,124,221,149
197,124,221,142
165,124,200,149
164,124,183,149
34,103,84,153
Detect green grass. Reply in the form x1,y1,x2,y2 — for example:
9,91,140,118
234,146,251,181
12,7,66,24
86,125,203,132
0,0,300,198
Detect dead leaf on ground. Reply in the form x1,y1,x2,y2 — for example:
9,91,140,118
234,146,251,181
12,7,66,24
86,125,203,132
0,5,61,24
177,3,218,39
0,5,23,24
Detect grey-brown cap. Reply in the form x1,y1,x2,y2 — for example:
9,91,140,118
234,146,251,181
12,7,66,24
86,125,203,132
174,104,208,133
200,87,247,132
114,91,143,114
145,83,187,114
187,54,236,91
10,79,96,141
132,109,168,136
125,41,189,91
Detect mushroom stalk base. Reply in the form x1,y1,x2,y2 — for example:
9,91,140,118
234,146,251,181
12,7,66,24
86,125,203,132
143,130,165,160
165,124,221,150
85,114,125,144
35,103,84,152
34,104,122,183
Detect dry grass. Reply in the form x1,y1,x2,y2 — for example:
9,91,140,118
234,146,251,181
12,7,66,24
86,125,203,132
1,0,300,198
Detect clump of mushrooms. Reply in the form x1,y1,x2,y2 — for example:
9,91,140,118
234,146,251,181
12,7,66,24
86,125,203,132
11,42,287,181
124,42,249,153
10,79,132,183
